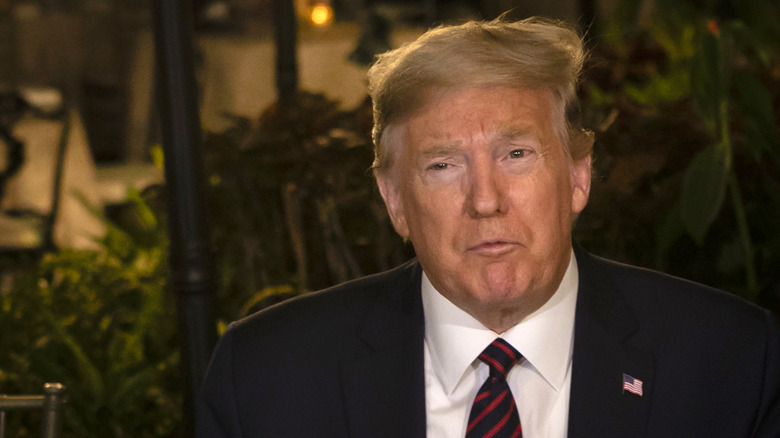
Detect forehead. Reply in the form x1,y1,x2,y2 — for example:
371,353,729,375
401,87,559,149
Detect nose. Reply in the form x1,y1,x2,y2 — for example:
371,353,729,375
465,159,508,218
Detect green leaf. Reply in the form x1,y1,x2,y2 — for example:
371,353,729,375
681,143,730,244
649,19,696,62
42,308,104,399
726,20,773,68
690,30,733,132
690,34,720,129
110,351,177,410
150,144,165,170
734,73,780,162
126,188,159,231
624,68,690,107
717,30,735,94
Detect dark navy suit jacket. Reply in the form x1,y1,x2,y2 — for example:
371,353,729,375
196,246,780,437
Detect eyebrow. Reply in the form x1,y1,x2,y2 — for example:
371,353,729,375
419,143,464,160
417,126,544,160
497,127,539,142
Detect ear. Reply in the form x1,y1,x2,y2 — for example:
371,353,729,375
570,154,592,215
376,173,410,239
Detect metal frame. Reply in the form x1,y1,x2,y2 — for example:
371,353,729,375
0,383,65,438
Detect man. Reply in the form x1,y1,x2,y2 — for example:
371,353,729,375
196,18,780,437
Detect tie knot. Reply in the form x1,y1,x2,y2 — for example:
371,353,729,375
478,338,521,380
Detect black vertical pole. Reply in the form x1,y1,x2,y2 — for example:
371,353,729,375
151,0,216,436
273,0,299,102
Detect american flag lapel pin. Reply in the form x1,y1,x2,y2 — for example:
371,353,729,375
622,373,643,396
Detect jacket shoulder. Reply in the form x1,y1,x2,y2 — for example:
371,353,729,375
228,259,421,351
572,247,780,436
578,248,771,329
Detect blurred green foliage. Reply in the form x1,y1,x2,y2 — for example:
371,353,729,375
0,190,182,437
576,0,780,307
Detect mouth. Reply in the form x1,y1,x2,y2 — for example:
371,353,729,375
466,240,520,256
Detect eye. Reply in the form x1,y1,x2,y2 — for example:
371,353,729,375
429,163,449,171
509,149,528,158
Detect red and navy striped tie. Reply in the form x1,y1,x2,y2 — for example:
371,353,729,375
466,338,522,438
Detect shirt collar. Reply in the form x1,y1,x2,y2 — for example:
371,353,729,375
422,251,579,395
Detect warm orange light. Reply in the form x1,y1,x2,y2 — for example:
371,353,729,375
310,4,333,27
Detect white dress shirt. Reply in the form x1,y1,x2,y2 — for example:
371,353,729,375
422,251,579,438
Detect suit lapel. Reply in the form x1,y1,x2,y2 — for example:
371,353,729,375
568,246,655,437
340,261,427,438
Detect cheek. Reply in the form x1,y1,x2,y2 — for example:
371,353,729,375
404,188,462,246
406,195,445,235
522,173,572,226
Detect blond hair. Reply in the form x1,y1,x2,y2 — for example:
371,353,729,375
368,17,594,173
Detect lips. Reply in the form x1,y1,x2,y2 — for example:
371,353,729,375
466,240,520,256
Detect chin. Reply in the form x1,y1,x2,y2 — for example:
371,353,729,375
469,281,529,305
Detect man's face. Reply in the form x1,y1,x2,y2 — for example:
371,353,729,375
377,87,591,331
